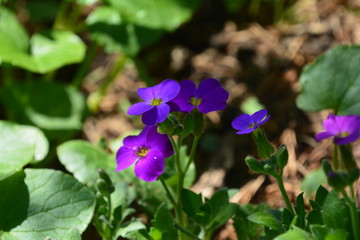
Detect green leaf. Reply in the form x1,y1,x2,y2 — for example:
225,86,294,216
325,229,348,240
108,0,201,31
247,211,284,232
322,191,348,229
0,169,95,240
86,6,164,56
315,185,329,207
310,224,328,240
181,189,204,218
0,171,29,231
0,121,48,180
297,45,360,115
58,140,116,184
0,6,29,51
294,193,305,229
301,169,326,197
116,220,147,239
0,82,86,134
274,226,316,240
151,204,178,240
0,7,85,73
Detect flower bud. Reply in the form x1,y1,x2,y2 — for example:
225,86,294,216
251,128,275,159
275,144,288,169
96,179,111,197
157,118,175,135
245,155,264,173
180,114,194,137
98,169,113,189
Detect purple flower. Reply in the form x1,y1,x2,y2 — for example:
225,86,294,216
232,109,270,134
169,78,229,113
128,79,180,125
315,114,360,145
116,126,173,181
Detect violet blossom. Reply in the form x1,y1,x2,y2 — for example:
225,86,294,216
116,126,173,181
232,109,270,134
127,79,180,126
169,78,229,113
315,114,360,145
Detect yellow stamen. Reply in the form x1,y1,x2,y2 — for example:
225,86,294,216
137,147,149,157
190,97,202,106
151,98,162,106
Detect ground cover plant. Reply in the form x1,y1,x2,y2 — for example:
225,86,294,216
1,0,360,239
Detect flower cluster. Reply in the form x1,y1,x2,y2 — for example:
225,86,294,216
127,78,229,126
315,114,360,145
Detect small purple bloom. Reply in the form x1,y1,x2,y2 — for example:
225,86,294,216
116,126,173,182
315,114,360,145
128,79,180,125
232,109,270,134
169,78,229,113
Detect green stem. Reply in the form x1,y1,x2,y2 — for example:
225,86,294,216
341,189,360,240
54,0,71,29
333,144,339,170
159,176,176,207
184,136,199,175
275,171,295,215
169,135,186,240
72,41,98,89
100,55,128,95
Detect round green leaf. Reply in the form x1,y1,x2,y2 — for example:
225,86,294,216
297,45,360,115
0,169,95,240
0,121,48,181
0,81,86,133
86,6,163,56
108,0,201,31
57,140,117,184
0,8,85,73
274,226,316,240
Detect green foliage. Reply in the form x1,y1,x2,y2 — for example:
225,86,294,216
297,45,360,115
108,0,201,31
301,169,327,197
181,188,239,238
274,226,317,240
151,204,178,240
247,211,284,233
0,121,48,181
0,82,86,136
86,6,164,56
0,169,95,240
0,7,85,73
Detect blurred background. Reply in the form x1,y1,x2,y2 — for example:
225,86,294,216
1,0,360,238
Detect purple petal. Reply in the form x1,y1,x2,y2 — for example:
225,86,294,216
146,126,174,158
155,103,170,123
138,87,155,102
232,114,254,130
197,87,229,113
337,115,360,133
134,149,165,181
141,104,170,125
334,131,360,145
315,132,335,142
170,80,197,112
157,79,181,102
127,102,154,115
142,107,158,126
254,114,271,128
123,128,150,148
116,147,137,171
236,128,256,135
252,109,268,123
196,78,222,98
323,114,340,134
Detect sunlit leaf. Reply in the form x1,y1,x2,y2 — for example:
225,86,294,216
0,121,48,181
297,45,360,115
0,169,95,240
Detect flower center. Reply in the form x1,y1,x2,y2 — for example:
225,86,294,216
339,131,350,138
190,97,202,106
151,98,162,106
136,146,149,157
